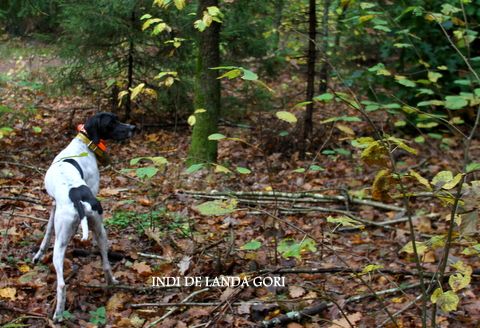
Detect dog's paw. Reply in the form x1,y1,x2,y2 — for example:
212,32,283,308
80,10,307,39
32,252,42,264
106,276,119,286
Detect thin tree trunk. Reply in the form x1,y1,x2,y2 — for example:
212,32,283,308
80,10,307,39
273,0,285,52
301,0,317,159
318,0,330,93
187,0,221,165
125,8,135,121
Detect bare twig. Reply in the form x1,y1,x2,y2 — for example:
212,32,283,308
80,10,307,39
146,288,210,327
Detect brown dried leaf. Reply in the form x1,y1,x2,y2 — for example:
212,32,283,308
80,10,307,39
289,285,306,298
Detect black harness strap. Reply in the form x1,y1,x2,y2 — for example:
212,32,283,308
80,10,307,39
63,158,84,180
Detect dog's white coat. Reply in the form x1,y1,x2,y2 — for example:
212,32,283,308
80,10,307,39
34,138,117,321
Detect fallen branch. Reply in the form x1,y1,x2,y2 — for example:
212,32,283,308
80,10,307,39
0,196,45,205
147,288,210,327
261,283,421,328
180,190,404,212
82,283,181,291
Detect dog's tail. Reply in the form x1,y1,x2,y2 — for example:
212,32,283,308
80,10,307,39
69,185,103,241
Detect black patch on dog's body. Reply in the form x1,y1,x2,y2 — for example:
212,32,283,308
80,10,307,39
68,185,103,221
63,159,84,179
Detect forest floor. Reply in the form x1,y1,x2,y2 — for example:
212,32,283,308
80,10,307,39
1,39,479,328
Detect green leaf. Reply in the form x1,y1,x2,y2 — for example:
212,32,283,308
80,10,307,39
195,199,237,216
185,163,204,174
236,167,251,174
414,136,425,143
276,111,297,124
277,238,317,259
142,18,162,31
308,165,324,171
445,96,468,110
241,240,262,251
292,168,306,173
466,162,480,173
32,126,42,133
135,167,159,179
187,115,196,126
241,69,258,81
394,43,412,48
395,75,417,87
130,156,168,166
374,25,391,32
431,170,453,187
428,71,442,83
313,93,334,102
454,79,471,86
89,306,106,325
218,69,242,80
208,133,226,141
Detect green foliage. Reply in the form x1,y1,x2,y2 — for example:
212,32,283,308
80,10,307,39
277,238,317,260
241,240,262,251
123,156,168,180
194,199,238,216
107,209,191,235
89,306,106,325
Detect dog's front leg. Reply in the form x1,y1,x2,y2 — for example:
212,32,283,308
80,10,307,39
52,213,76,322
33,205,56,263
91,215,118,285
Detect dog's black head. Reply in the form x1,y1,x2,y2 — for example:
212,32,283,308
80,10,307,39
84,112,136,144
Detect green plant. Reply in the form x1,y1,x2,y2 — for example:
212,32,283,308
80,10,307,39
89,306,106,325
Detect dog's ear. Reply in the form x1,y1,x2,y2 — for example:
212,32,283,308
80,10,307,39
84,116,100,144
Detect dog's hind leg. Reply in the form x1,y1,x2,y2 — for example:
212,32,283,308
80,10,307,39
33,205,56,263
52,210,76,322
90,214,118,285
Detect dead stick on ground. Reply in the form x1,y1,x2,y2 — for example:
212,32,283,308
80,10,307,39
261,282,421,328
147,288,210,327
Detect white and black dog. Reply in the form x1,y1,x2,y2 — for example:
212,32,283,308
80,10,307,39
33,112,135,321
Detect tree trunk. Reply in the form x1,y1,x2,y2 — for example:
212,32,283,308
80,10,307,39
301,0,317,159
318,0,330,94
187,0,221,165
273,0,285,52
125,10,135,121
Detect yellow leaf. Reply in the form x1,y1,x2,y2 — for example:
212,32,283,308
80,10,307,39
130,83,145,100
164,76,175,87
409,170,432,191
275,111,297,124
401,241,428,256
174,0,185,9
0,287,16,300
194,108,206,114
442,173,463,190
187,115,196,126
448,273,471,292
372,169,394,201
107,292,128,313
214,164,231,174
18,264,30,273
359,14,375,23
360,141,389,167
336,124,355,136
431,287,443,303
